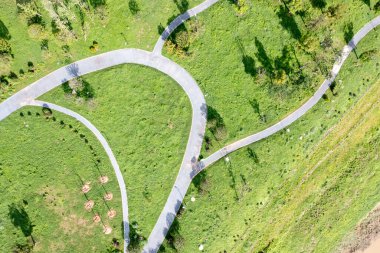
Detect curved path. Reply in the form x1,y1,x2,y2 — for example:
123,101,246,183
0,2,379,252
153,0,220,55
0,49,207,252
27,100,130,250
194,15,380,173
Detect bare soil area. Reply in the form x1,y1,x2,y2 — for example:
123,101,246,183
339,203,380,253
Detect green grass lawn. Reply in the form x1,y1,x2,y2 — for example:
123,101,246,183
163,27,380,253
1,0,380,252
0,0,203,99
164,0,379,152
0,107,123,252
39,64,192,249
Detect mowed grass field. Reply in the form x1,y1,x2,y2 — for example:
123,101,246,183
40,64,192,247
0,107,123,252
161,29,380,252
163,0,380,152
0,0,380,252
0,0,203,99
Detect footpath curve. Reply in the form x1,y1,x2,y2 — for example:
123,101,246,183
196,15,380,173
0,49,207,252
27,99,130,249
153,0,220,55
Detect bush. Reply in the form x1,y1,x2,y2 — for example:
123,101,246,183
0,39,11,54
129,0,140,15
89,0,106,8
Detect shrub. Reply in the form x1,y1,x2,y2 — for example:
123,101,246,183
0,39,11,54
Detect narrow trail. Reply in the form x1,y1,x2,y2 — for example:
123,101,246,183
0,49,207,252
153,0,220,55
27,100,130,249
195,15,380,175
0,0,379,250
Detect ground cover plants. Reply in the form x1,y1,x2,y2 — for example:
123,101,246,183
0,0,204,100
0,107,123,252
162,27,380,252
0,0,380,252
164,0,380,151
39,64,192,251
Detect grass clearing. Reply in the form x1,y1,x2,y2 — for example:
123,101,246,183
163,0,379,153
159,28,380,252
39,64,192,248
1,0,380,252
0,0,204,100
0,107,123,252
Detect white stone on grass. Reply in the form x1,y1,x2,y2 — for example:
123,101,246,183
199,244,204,251
191,197,196,202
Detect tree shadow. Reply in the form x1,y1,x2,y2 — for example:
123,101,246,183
344,22,354,44
129,0,140,15
236,37,257,77
173,0,189,13
277,5,302,40
361,0,371,9
375,1,380,11
310,0,327,10
247,147,259,163
66,63,80,77
226,160,239,201
192,170,207,193
8,203,35,245
0,19,11,40
242,56,257,77
249,98,266,122
254,37,274,78
128,221,145,251
207,106,226,140
157,24,165,35
165,212,183,250
344,22,358,58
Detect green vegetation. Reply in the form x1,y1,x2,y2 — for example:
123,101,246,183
1,0,380,252
160,28,380,252
0,107,123,252
164,0,379,152
40,64,192,250
0,0,204,100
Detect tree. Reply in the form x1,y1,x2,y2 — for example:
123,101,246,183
375,1,380,11
360,0,371,9
129,0,140,15
310,0,327,10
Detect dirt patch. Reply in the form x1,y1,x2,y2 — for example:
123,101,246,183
107,209,116,219
93,214,101,223
84,200,94,211
339,203,380,253
104,192,113,201
82,182,91,193
99,175,109,184
60,214,90,235
103,225,112,235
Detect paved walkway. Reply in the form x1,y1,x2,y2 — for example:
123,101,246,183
0,1,379,251
196,15,380,174
153,0,220,55
0,49,207,252
27,100,130,248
